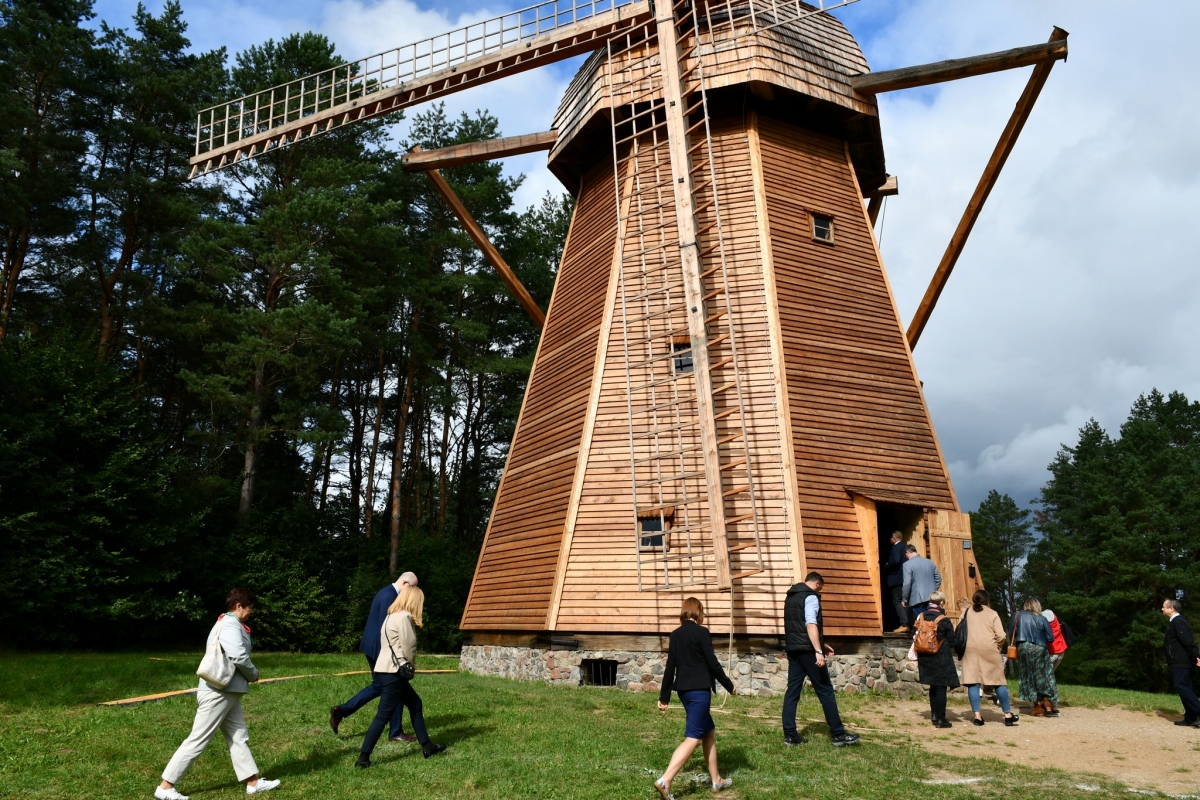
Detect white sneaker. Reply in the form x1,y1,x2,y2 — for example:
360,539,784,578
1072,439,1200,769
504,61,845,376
246,778,280,794
155,788,189,800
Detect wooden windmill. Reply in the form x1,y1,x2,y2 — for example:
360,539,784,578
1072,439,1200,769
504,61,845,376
192,1,1067,643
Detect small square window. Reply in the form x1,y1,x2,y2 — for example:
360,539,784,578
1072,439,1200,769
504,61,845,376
638,508,673,552
671,338,693,374
811,213,835,243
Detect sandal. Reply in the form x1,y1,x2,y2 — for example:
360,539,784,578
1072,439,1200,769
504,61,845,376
712,777,733,792
654,778,675,800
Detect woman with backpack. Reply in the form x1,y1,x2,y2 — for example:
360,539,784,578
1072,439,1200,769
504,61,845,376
957,589,1018,726
654,597,736,800
913,591,959,727
1014,597,1061,716
1041,608,1072,671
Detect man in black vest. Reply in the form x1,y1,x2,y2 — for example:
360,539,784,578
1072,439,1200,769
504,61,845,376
1162,598,1200,727
781,572,860,747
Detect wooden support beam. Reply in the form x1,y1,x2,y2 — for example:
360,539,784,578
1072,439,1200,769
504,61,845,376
401,130,557,172
655,12,732,591
417,148,546,328
866,174,898,227
851,34,1068,95
906,28,1068,349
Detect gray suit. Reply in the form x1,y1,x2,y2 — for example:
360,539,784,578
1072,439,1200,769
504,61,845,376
901,554,942,607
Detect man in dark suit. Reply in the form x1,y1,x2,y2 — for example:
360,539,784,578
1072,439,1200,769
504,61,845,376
1162,598,1200,727
329,572,418,740
882,531,908,632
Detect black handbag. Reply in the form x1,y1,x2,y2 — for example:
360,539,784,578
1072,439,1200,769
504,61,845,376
385,618,417,680
953,609,969,660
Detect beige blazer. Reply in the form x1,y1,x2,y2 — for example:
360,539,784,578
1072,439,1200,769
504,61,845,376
374,610,417,673
959,605,1007,686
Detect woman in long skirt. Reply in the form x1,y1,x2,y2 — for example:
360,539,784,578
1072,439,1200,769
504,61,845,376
654,597,735,800
1014,597,1061,716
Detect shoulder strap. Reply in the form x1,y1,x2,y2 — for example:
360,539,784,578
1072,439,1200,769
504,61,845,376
1009,611,1020,646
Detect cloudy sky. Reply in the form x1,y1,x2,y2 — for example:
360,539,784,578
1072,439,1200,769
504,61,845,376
91,0,1200,512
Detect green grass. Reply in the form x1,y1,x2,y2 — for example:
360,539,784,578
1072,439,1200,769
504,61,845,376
0,651,1174,799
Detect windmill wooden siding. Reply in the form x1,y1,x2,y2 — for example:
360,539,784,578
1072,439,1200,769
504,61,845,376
462,10,974,638
461,159,616,628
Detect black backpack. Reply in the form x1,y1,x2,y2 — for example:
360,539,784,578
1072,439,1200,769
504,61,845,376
953,610,969,659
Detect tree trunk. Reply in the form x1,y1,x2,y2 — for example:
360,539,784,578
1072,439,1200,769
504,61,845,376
364,347,386,540
306,358,342,503
389,303,422,575
348,378,365,535
238,359,267,519
0,225,31,344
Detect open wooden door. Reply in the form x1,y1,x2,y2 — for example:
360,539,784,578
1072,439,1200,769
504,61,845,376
925,509,983,619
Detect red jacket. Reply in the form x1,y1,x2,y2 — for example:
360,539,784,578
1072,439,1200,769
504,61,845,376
1047,616,1068,655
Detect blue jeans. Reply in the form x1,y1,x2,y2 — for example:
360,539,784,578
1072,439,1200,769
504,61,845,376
782,651,845,738
340,654,405,737
909,602,929,626
360,673,429,757
967,683,1011,714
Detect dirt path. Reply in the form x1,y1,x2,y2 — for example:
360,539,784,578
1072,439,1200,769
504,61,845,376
849,698,1200,796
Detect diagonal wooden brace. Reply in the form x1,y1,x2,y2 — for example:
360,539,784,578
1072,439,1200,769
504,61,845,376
416,147,546,328
907,27,1068,350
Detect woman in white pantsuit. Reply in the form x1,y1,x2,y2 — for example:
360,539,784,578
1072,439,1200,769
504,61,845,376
155,589,280,800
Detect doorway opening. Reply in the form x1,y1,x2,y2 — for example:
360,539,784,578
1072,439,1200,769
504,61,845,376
876,503,924,633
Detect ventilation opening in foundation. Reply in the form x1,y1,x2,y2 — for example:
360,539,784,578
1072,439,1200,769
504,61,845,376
581,658,618,687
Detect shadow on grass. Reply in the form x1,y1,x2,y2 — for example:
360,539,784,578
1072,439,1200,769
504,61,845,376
268,745,353,780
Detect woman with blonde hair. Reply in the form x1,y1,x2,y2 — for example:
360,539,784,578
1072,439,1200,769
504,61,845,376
355,585,446,768
654,597,735,800
1013,596,1061,716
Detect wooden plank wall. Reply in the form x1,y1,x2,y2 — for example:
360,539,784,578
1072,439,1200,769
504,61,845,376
757,117,957,637
460,160,618,630
552,119,797,635
551,14,875,167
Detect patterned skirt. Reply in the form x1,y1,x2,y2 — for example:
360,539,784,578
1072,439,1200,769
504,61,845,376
1018,642,1060,704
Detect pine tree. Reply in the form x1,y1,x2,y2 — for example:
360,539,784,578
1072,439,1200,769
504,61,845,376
969,490,1034,625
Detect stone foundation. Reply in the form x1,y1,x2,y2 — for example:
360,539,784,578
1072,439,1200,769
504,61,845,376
460,643,953,697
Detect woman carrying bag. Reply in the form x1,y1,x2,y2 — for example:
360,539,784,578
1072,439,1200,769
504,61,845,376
356,585,446,767
155,588,280,800
958,589,1017,726
914,591,960,728
654,597,735,800
1014,597,1062,717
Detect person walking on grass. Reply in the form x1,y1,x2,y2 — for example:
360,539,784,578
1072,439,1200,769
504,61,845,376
914,591,959,728
883,531,909,632
959,589,1017,727
781,572,861,748
901,545,941,626
1162,599,1200,728
155,589,280,800
654,597,736,800
330,571,418,740
356,585,446,768
1013,597,1061,717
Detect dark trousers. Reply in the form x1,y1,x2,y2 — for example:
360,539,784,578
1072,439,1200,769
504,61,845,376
909,601,929,626
341,654,405,737
782,650,845,737
928,684,948,720
1174,667,1200,722
361,672,429,756
889,585,906,627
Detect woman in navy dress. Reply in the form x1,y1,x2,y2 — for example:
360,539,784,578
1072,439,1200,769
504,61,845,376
654,597,736,800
